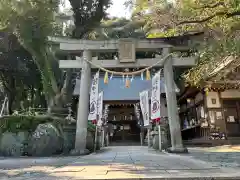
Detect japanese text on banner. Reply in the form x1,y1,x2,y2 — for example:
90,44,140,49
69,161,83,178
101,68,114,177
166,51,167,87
140,90,150,126
97,91,103,126
151,72,161,120
88,71,99,121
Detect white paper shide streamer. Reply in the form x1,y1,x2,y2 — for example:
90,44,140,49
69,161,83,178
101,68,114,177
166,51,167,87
88,71,99,121
97,91,103,126
139,90,150,126
151,72,161,120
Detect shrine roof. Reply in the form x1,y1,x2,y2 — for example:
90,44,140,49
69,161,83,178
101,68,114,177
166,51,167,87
179,56,240,95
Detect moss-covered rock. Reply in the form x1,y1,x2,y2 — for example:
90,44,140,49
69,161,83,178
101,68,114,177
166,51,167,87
0,115,64,134
27,123,63,156
0,131,28,156
0,115,100,156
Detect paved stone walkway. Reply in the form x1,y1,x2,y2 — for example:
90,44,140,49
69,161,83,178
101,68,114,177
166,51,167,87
186,146,240,168
0,146,240,179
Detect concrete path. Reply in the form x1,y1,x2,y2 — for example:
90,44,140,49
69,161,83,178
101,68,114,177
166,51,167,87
0,146,240,179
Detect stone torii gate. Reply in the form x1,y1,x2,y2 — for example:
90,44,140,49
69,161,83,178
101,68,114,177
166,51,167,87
49,37,197,154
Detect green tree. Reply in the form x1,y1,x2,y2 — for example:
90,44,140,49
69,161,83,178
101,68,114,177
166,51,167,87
69,0,112,38
130,0,240,86
88,17,146,39
0,32,45,113
0,0,112,112
0,0,62,111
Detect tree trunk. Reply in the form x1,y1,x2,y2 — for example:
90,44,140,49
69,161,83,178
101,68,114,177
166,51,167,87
7,77,16,115
8,92,15,115
31,86,34,107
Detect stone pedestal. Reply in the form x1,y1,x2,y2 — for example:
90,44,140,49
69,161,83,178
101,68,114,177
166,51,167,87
166,147,188,153
151,124,170,150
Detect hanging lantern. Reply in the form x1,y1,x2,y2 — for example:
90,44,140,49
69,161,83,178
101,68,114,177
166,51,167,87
110,73,113,80
204,87,209,96
104,72,108,84
146,69,151,80
131,75,134,82
125,75,130,88
122,74,125,82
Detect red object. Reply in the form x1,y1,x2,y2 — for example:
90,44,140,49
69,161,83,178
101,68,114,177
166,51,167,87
151,118,161,124
92,120,97,124
156,117,161,123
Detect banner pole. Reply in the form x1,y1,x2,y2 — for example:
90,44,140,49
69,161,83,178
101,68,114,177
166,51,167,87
94,125,98,153
106,132,109,146
158,122,162,151
94,120,98,153
147,127,150,148
102,125,105,147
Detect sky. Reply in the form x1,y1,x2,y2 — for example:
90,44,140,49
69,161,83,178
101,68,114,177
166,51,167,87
61,0,131,18
107,0,132,18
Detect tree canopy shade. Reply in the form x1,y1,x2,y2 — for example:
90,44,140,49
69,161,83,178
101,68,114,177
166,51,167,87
131,0,240,87
0,0,113,112
69,0,112,38
87,18,146,39
0,32,45,114
0,0,61,105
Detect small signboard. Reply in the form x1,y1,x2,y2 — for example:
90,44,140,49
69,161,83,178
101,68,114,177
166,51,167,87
118,38,136,63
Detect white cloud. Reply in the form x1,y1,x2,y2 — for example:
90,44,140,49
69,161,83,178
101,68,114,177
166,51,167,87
106,0,131,19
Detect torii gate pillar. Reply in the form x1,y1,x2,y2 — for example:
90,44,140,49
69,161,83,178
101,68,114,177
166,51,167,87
163,48,188,153
71,50,92,155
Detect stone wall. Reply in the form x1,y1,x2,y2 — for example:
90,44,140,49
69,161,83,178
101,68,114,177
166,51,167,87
0,115,97,157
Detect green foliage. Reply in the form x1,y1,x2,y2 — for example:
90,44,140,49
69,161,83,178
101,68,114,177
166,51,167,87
0,33,46,113
183,36,240,86
87,121,96,132
0,114,96,134
69,0,112,38
0,0,61,103
88,18,146,40
133,0,240,86
0,115,62,133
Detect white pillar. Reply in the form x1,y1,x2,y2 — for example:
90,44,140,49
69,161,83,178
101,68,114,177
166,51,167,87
74,50,92,154
163,48,187,153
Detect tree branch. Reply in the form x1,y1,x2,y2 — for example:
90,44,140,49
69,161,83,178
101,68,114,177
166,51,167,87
178,10,240,25
194,2,225,9
69,0,110,38
227,11,240,18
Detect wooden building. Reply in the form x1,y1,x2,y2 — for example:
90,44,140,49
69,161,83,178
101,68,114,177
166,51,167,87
179,56,240,146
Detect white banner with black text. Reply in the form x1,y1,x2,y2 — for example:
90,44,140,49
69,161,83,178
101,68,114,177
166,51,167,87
88,71,99,121
150,71,161,122
139,90,150,126
97,91,103,126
